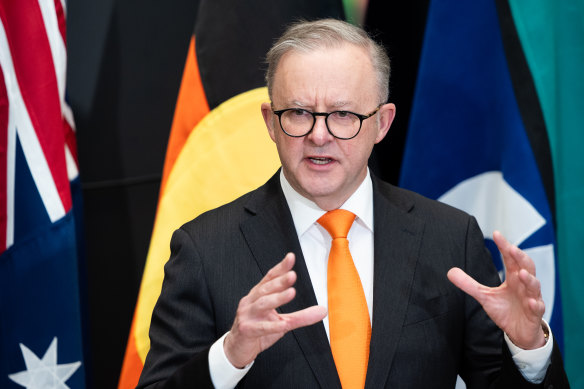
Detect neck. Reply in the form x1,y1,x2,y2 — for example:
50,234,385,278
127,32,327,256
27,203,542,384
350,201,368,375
280,168,370,211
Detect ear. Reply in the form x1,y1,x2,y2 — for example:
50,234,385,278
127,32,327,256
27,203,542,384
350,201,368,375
374,103,396,144
261,102,277,143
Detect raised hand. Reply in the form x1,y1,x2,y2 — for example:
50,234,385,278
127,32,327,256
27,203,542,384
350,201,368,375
447,231,546,350
223,253,328,368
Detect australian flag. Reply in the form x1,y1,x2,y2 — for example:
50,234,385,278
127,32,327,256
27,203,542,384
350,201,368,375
399,0,563,352
0,0,86,388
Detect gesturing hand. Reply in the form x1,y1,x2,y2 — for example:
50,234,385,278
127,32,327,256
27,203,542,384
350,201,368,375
447,231,547,350
223,253,328,368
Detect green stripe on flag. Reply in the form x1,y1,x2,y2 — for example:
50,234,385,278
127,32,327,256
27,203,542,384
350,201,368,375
508,0,584,386
342,0,365,25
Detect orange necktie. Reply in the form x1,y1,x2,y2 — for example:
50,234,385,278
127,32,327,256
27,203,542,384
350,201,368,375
318,209,371,389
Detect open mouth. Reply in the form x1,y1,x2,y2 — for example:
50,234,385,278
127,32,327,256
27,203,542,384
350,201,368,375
309,157,333,165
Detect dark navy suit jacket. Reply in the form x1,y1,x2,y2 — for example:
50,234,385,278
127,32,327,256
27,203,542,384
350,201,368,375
137,172,569,388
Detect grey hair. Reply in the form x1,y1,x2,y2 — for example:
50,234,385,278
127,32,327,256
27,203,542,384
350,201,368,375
265,19,390,104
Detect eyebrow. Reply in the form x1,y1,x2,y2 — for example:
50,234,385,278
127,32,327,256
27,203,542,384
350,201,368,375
290,100,309,108
331,101,352,109
289,100,354,110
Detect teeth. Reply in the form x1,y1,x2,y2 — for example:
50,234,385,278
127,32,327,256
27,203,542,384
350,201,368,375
310,157,331,165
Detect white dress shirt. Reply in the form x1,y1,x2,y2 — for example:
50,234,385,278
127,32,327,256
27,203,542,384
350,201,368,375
207,169,552,388
281,169,375,338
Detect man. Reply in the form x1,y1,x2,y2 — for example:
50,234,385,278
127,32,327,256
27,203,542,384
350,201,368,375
138,19,568,388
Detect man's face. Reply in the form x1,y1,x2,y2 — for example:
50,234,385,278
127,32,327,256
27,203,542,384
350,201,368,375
262,44,396,210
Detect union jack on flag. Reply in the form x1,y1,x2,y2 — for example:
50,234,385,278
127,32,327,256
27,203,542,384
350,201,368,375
0,0,86,388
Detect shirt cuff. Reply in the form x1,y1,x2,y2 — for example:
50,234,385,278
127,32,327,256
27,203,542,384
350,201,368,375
504,320,553,384
208,331,254,389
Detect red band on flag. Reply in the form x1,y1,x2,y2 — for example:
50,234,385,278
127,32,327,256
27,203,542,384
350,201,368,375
53,0,66,47
160,37,210,194
0,64,7,252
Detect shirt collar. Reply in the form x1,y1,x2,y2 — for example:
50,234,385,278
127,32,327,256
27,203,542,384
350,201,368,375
279,169,374,237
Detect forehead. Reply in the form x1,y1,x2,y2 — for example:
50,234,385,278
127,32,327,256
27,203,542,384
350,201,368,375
271,44,378,108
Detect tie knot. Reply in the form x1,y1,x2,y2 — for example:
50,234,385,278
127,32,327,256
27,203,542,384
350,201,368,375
317,209,356,239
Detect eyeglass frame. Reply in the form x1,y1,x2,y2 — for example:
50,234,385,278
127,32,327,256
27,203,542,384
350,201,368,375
271,104,382,140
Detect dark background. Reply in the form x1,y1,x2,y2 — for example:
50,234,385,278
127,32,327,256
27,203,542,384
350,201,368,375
67,1,429,387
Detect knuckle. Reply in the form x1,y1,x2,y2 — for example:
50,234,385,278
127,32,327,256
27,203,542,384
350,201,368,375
266,267,277,278
236,302,250,318
534,279,541,289
256,295,270,311
278,274,289,287
238,321,251,333
237,321,250,336
259,321,268,333
258,284,268,296
238,296,249,309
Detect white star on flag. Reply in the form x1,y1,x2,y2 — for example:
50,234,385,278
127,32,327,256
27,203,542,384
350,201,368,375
8,337,81,389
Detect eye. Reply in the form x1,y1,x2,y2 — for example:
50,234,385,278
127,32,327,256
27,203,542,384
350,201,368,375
291,108,308,116
331,111,356,122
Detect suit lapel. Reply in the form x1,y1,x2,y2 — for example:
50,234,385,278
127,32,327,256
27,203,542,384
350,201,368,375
240,173,341,389
365,179,425,389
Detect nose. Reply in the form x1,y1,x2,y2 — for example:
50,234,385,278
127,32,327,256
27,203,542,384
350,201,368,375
307,116,333,145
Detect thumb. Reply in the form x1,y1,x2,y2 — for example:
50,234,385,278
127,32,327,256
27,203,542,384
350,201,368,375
447,267,486,304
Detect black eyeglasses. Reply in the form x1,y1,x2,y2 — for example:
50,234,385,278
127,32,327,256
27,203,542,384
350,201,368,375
272,105,381,140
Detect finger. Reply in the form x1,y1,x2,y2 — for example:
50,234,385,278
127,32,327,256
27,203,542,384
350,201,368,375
493,231,538,276
243,306,328,337
281,305,328,331
492,230,509,249
263,252,296,282
493,231,520,272
447,267,490,305
248,253,296,299
249,287,297,316
517,270,545,318
248,268,297,303
512,246,537,276
518,269,543,299
527,297,546,318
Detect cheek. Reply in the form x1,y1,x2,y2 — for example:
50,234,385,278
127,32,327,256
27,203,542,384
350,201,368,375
275,136,303,163
340,140,371,165
356,129,380,158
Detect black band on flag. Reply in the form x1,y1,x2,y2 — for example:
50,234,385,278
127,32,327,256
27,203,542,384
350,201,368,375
495,0,556,224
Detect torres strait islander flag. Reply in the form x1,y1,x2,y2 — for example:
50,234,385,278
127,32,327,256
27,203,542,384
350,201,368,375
399,0,584,386
0,0,86,388
118,1,353,387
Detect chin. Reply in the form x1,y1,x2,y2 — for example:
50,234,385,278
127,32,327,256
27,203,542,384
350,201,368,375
302,184,339,202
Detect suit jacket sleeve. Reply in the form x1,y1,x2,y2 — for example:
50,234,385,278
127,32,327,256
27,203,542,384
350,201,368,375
137,228,215,389
457,216,569,388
